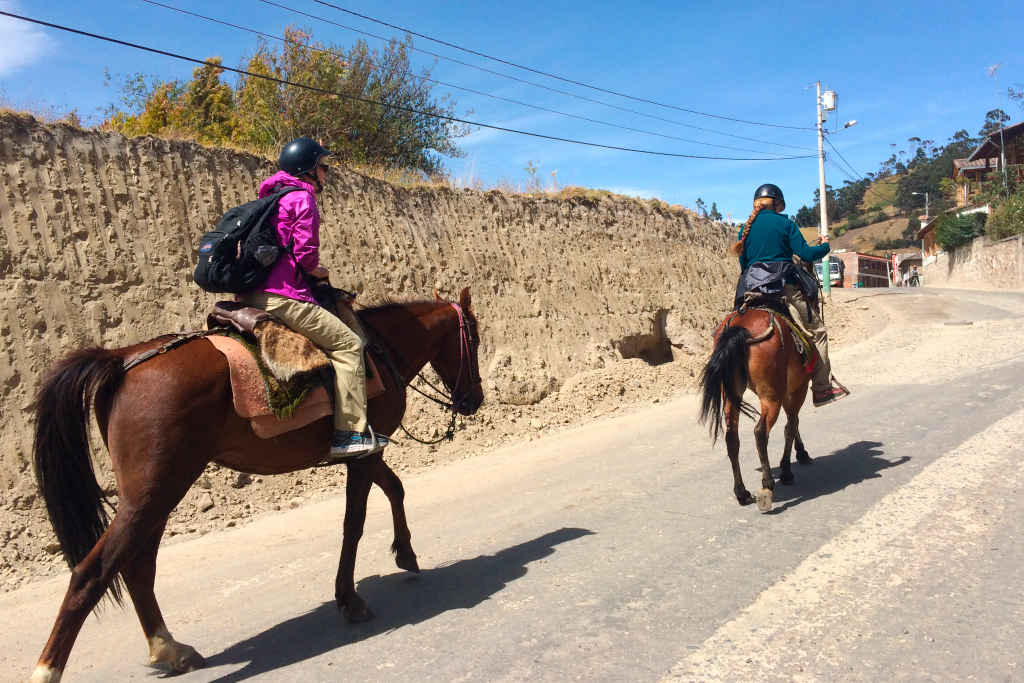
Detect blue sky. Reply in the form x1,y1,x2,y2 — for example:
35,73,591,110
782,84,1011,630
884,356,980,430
2,0,1022,219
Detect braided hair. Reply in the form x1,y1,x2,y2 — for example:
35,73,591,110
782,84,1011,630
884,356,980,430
729,196,779,257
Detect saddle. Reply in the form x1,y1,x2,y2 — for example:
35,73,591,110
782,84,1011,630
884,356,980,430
728,292,818,374
205,301,385,439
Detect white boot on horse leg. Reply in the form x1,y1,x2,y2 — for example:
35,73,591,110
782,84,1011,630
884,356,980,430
29,665,62,683
147,625,206,673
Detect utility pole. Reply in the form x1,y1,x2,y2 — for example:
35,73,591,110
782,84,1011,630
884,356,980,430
988,63,1008,198
816,82,836,295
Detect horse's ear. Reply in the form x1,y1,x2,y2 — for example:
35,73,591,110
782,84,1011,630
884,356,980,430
433,289,443,301
459,287,472,311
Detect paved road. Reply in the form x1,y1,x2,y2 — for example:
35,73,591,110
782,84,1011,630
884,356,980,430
2,289,1023,682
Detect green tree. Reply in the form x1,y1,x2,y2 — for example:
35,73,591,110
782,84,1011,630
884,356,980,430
986,192,1024,240
232,28,468,173
708,202,722,221
935,211,984,251
694,198,707,216
794,204,817,228
979,109,1010,137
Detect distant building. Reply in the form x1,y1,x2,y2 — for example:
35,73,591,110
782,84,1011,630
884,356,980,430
819,250,890,288
952,157,999,207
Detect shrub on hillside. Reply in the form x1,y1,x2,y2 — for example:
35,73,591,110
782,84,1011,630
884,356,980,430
986,193,1024,240
103,28,467,174
935,212,984,252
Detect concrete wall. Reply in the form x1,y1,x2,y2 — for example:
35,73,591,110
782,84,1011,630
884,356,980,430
922,234,1024,290
0,114,737,492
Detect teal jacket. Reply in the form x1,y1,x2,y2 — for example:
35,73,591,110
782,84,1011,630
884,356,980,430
738,210,830,272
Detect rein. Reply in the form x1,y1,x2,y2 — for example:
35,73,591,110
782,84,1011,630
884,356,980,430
359,302,480,445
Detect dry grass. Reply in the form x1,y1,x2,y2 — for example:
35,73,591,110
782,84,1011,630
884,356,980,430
1,109,701,214
0,93,89,128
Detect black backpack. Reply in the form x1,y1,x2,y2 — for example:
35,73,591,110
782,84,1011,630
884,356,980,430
193,186,303,294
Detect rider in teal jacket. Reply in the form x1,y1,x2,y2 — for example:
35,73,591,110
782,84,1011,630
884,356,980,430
732,184,848,407
738,210,830,272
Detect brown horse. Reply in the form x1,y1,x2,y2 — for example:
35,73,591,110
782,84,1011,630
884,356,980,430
28,288,483,683
698,305,813,513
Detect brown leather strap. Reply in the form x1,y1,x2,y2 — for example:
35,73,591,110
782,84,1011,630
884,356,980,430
122,331,214,372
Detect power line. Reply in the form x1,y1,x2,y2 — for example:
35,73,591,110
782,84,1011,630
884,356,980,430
138,0,796,156
824,136,862,179
250,0,815,152
1,11,815,162
311,0,812,131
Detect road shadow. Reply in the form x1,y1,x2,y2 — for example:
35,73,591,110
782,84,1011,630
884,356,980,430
194,527,594,682
762,440,909,514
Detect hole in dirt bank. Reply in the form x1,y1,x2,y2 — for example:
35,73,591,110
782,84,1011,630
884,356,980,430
613,309,673,366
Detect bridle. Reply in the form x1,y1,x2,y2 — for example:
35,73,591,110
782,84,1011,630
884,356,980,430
361,302,481,445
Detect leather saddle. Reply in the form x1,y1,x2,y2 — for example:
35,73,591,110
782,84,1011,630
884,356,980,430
207,301,385,397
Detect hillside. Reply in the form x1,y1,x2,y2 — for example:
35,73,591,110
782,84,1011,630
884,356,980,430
799,176,917,255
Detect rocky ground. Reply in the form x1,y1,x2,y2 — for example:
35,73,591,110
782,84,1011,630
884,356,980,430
0,294,871,592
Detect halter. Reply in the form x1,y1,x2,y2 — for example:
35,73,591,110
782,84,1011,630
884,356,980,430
363,302,481,445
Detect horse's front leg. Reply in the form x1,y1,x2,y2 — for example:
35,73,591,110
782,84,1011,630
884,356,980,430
373,461,420,573
336,453,381,623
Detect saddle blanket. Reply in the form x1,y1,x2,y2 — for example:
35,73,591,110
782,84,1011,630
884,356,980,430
207,335,333,439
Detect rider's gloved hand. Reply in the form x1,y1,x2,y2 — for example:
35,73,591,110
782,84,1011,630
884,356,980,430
309,265,330,280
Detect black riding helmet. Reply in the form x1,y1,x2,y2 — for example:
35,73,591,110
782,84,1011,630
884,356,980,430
754,183,785,203
279,138,332,177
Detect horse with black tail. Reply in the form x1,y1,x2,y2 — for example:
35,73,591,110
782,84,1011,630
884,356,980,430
699,303,814,513
27,288,482,683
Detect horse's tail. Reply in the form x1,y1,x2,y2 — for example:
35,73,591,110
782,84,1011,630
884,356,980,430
699,325,758,443
32,348,126,603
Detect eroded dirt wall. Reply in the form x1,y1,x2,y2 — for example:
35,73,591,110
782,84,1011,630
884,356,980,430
0,113,735,492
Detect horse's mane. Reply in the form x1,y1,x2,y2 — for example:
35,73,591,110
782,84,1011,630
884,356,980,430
357,295,472,315
356,296,439,314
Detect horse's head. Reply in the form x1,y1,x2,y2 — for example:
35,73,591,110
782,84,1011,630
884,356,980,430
430,287,484,415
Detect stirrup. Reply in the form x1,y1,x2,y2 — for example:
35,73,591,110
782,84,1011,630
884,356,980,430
356,425,389,459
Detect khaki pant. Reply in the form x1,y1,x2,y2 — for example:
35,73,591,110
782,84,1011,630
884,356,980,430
782,284,832,393
239,292,367,433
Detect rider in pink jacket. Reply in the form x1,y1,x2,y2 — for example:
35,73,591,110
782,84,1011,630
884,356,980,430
257,170,322,304
240,138,388,458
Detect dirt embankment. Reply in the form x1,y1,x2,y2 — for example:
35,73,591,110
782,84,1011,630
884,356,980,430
0,114,753,587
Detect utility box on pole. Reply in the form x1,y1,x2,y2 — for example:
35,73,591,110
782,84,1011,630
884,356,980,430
822,90,837,112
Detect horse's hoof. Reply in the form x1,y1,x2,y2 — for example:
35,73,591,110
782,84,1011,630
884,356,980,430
343,598,377,623
171,648,207,674
756,488,774,512
737,491,755,506
396,552,421,574
780,471,794,485
796,451,812,465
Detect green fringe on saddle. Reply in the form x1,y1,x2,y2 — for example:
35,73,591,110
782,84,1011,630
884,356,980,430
213,330,328,420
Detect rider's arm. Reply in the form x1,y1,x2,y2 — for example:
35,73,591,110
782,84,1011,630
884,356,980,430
788,219,830,262
290,193,322,274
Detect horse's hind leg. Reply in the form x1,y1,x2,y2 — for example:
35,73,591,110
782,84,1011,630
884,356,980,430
754,399,782,511
373,461,420,573
121,520,205,673
724,400,754,506
335,452,381,623
31,506,174,683
790,383,812,465
779,393,801,485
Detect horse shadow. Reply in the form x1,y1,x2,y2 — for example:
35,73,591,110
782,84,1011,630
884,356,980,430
193,527,594,682
762,440,909,514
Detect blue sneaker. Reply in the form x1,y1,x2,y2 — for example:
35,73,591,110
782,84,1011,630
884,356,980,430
330,427,389,458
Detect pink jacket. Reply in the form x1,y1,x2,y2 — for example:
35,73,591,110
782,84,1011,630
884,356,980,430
256,171,321,304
